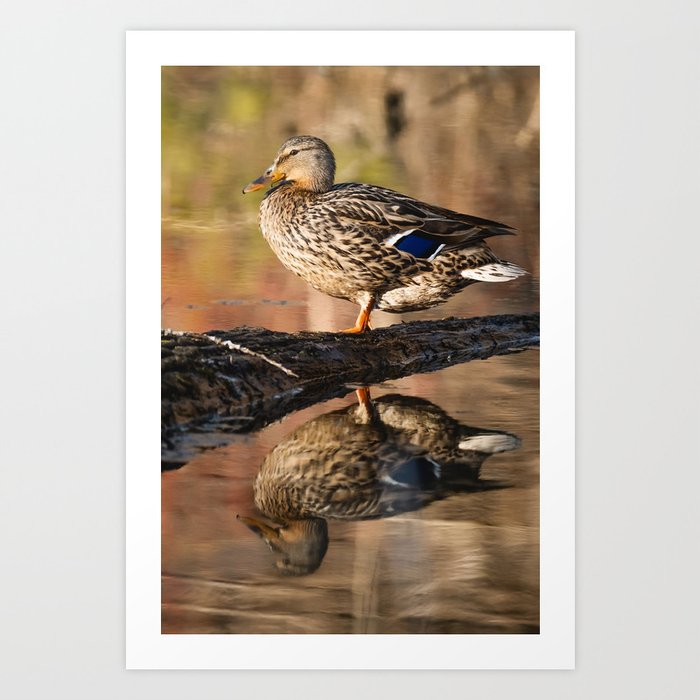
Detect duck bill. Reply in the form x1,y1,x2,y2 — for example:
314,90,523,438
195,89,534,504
242,173,272,194
238,515,282,548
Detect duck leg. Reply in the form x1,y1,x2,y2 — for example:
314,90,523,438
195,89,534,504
355,386,372,409
341,296,375,334
355,386,379,424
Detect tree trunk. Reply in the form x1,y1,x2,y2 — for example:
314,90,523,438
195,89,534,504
161,313,539,467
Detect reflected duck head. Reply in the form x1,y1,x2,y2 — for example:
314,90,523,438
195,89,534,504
238,515,329,576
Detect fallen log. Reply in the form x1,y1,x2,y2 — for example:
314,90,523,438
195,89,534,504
161,313,539,467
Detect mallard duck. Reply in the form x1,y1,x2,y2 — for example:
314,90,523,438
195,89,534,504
238,389,519,575
243,135,526,332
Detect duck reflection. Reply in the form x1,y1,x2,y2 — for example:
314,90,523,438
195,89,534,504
239,389,520,576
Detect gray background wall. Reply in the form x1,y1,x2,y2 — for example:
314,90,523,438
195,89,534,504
1,2,698,698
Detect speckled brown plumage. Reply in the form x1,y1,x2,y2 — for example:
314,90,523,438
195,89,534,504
252,393,519,522
239,392,520,575
243,136,527,330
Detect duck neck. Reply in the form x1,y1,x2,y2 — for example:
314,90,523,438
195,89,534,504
289,171,334,194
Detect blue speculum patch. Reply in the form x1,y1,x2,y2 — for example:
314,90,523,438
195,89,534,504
393,231,444,259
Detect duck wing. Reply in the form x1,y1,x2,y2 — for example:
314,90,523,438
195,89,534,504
324,183,515,259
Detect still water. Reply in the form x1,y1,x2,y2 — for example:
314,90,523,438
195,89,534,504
161,66,539,633
162,354,539,634
161,252,539,633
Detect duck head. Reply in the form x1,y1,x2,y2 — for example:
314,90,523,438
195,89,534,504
238,514,329,576
242,135,336,194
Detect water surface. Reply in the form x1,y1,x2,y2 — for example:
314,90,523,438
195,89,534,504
161,351,539,634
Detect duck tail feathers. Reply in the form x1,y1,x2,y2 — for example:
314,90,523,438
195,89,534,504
458,433,522,453
461,261,528,282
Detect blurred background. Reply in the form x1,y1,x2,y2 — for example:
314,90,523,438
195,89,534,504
161,65,539,332
161,66,540,634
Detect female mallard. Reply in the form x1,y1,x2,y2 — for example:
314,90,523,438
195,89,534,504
239,389,519,575
243,135,526,332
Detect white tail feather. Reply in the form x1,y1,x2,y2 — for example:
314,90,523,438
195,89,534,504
461,261,527,282
458,434,521,453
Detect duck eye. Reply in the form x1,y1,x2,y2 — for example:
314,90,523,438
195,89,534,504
288,149,299,156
